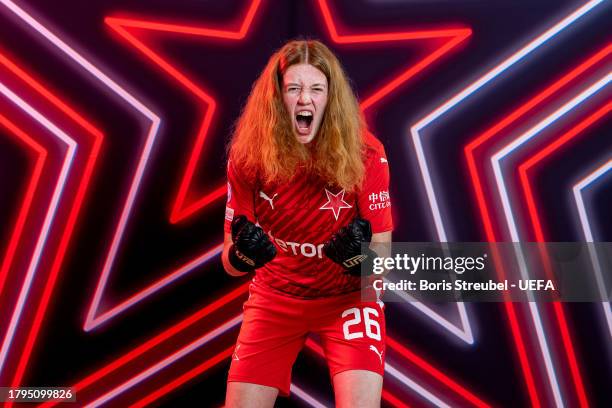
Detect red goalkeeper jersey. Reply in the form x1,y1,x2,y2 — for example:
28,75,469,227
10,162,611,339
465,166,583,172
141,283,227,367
225,133,393,298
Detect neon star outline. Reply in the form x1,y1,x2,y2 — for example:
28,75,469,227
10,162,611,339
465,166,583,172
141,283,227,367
573,159,612,341
411,1,606,405
3,1,493,406
0,0,151,394
79,0,472,330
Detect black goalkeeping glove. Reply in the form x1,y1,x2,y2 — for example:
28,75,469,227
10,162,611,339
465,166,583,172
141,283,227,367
323,218,377,277
228,215,277,273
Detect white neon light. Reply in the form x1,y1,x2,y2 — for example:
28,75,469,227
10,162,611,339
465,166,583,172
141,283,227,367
386,363,451,408
86,315,243,407
491,75,610,408
0,0,166,330
0,83,76,375
411,0,603,241
290,384,330,408
573,160,612,341
409,0,604,346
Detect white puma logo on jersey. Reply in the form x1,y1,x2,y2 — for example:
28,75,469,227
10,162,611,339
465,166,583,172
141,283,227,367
232,344,241,361
380,157,388,164
369,345,383,365
259,191,278,209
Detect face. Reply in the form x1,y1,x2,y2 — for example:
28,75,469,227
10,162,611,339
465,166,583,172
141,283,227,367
282,63,329,144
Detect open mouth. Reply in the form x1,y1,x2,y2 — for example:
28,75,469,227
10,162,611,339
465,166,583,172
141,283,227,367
295,111,313,135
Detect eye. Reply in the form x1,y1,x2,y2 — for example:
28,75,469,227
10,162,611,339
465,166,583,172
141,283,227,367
287,86,300,93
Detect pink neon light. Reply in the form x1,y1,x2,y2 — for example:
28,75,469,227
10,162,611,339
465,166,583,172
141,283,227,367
517,102,611,408
0,0,156,397
0,80,76,377
0,113,46,301
7,0,481,405
82,0,472,335
463,45,610,408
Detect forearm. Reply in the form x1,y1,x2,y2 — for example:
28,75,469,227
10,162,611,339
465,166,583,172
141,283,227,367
222,231,248,277
222,218,276,276
222,245,249,277
370,231,391,278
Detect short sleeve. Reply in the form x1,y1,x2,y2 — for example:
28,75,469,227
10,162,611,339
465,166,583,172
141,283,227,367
357,144,393,233
224,160,256,233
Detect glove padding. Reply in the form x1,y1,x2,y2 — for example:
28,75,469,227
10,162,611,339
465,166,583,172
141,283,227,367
323,218,377,276
229,215,277,272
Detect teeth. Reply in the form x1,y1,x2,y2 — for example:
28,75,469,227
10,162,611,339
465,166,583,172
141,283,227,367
296,111,312,116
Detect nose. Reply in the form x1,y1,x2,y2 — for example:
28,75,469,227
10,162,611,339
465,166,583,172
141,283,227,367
298,89,311,104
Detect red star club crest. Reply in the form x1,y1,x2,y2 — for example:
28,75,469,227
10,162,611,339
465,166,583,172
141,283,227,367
319,188,352,220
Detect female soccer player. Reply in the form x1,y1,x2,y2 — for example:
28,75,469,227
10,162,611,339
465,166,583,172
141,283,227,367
223,39,392,408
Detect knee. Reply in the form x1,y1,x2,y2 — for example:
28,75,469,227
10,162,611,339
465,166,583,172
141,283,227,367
334,370,382,408
226,381,279,408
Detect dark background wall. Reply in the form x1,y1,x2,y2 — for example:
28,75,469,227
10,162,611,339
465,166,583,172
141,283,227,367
0,0,610,406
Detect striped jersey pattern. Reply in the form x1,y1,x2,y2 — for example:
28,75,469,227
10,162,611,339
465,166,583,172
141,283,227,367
225,133,392,298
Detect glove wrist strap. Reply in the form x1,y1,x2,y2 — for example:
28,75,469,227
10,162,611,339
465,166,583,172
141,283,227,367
228,245,256,273
345,248,378,277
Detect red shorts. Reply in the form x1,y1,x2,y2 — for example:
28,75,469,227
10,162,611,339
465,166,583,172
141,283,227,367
228,281,386,397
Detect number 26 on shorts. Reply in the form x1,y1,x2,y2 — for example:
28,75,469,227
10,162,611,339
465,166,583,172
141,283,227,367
342,307,381,341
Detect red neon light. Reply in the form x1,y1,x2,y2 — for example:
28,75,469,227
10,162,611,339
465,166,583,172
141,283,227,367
105,0,470,223
465,44,611,242
130,346,235,408
381,389,412,408
463,43,610,408
519,103,611,242
502,300,540,407
81,0,471,340
36,0,474,404
386,337,490,408
518,102,611,408
304,338,411,408
0,113,46,299
0,51,104,397
82,5,472,398
44,279,489,406
305,335,491,407
40,283,249,407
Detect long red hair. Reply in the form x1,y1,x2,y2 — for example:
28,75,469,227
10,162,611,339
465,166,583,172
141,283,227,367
229,39,366,191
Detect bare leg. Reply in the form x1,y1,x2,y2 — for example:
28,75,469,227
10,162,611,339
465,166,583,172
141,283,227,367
333,370,383,408
225,382,279,408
